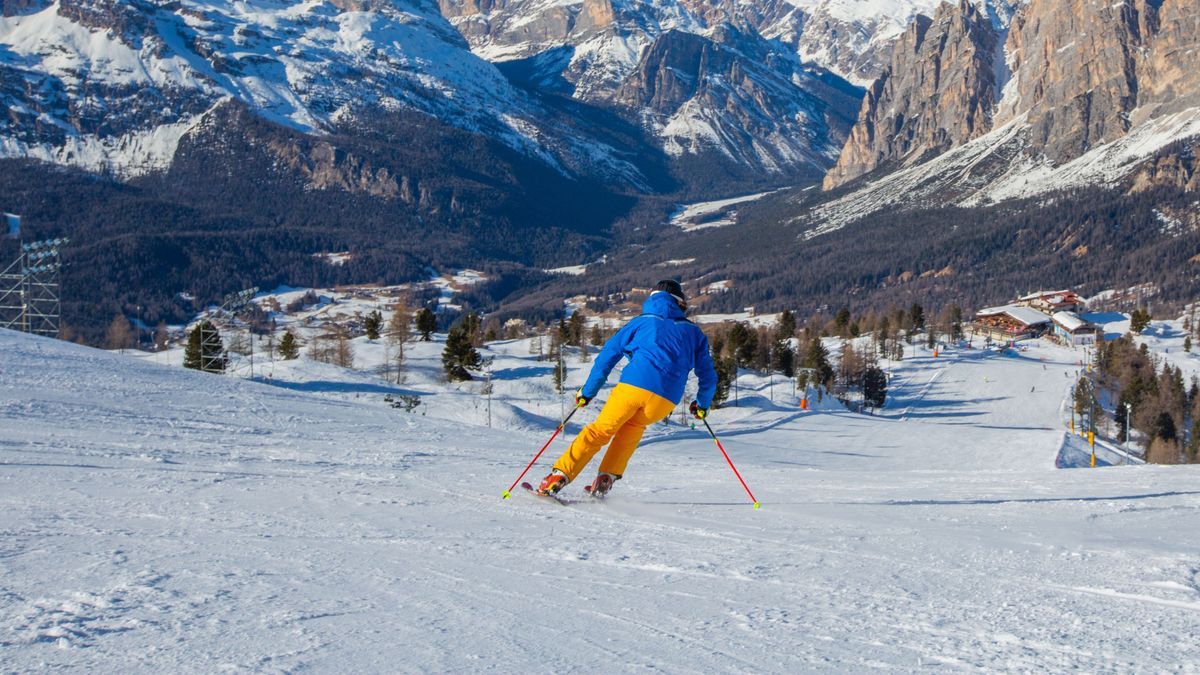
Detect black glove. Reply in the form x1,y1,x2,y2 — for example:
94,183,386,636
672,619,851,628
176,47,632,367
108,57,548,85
689,401,708,420
575,390,592,407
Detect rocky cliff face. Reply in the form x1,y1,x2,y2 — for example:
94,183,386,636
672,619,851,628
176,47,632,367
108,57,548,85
615,24,860,173
437,0,869,179
788,0,1015,87
2,0,46,17
436,0,1030,180
823,1,1001,188
824,0,1200,197
1133,0,1200,119
996,0,1145,163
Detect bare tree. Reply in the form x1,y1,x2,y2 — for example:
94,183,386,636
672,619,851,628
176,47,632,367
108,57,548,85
105,314,133,353
309,324,355,368
387,302,412,383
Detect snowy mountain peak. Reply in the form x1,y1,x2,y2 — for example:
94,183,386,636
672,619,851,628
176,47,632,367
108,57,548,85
0,0,568,177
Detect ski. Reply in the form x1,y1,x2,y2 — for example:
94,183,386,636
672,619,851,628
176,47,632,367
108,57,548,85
520,482,571,505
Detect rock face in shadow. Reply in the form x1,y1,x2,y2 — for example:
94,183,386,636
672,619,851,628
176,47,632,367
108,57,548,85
610,24,860,175
2,0,48,17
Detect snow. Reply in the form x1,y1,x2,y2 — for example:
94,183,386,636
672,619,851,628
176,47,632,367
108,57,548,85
1051,311,1089,333
0,107,210,178
312,251,352,266
809,107,1200,237
977,304,1051,326
702,279,732,294
1101,312,1200,390
692,311,781,328
0,0,629,180
655,258,696,267
669,190,778,232
544,264,588,275
3,320,1200,670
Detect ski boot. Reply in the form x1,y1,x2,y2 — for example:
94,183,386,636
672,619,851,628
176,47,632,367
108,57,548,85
584,472,619,498
537,469,569,496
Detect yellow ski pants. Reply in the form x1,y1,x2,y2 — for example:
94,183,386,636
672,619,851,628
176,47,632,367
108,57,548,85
553,383,676,481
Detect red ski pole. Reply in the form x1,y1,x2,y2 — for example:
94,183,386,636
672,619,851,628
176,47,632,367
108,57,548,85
502,403,583,499
702,418,760,509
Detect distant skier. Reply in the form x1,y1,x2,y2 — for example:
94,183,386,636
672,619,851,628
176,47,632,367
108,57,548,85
537,280,717,497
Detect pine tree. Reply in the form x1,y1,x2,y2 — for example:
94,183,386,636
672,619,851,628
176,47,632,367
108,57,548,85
278,331,299,360
802,337,834,388
771,311,796,376
834,308,851,337
909,303,925,334
549,328,567,392
183,325,202,370
753,327,771,371
416,306,437,341
442,324,481,381
364,310,383,340
567,311,586,346
728,322,751,364
589,323,604,346
777,309,796,338
949,305,964,341
1130,308,1152,334
735,325,758,367
771,339,794,377
875,317,891,357
713,355,737,408
863,367,888,409
461,312,482,346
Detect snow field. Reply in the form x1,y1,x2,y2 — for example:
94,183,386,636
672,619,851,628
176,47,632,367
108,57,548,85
2,322,1200,671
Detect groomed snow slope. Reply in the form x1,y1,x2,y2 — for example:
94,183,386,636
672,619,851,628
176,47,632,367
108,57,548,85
2,329,1199,671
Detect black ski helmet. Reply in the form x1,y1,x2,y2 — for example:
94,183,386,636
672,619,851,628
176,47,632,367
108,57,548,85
654,279,687,310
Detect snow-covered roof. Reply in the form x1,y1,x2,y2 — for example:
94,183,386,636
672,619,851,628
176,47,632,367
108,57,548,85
1018,289,1071,301
977,305,1051,326
1052,311,1092,333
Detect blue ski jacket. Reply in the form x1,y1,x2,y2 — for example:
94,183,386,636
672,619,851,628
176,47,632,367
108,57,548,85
580,291,718,408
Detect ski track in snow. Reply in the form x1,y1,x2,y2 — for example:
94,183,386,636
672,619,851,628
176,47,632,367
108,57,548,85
2,329,1199,671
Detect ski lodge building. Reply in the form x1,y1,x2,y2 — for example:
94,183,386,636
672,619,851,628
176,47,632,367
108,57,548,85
1016,290,1085,314
973,289,1100,344
974,305,1052,341
1050,311,1100,346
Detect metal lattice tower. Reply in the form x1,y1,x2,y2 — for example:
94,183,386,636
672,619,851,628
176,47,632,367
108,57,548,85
196,287,259,374
0,232,69,338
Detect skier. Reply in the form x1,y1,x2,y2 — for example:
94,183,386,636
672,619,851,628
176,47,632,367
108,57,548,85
537,280,717,497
